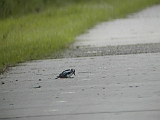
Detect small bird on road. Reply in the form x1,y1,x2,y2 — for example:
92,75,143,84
55,69,75,79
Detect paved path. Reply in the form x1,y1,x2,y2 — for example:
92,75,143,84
1,53,160,120
59,5,160,58
1,5,160,120
73,5,160,47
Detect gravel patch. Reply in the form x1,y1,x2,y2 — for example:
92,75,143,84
55,43,160,58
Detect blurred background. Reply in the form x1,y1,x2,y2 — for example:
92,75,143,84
0,0,90,19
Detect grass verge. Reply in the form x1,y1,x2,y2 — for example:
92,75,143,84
0,0,160,73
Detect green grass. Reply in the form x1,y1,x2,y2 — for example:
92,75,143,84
0,0,160,73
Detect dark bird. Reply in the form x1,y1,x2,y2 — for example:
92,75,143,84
55,69,75,79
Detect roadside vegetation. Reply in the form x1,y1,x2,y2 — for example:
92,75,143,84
0,0,160,73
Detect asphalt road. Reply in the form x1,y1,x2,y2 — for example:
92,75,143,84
0,5,160,120
0,53,160,120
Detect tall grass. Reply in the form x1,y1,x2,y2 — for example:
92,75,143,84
0,0,160,72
